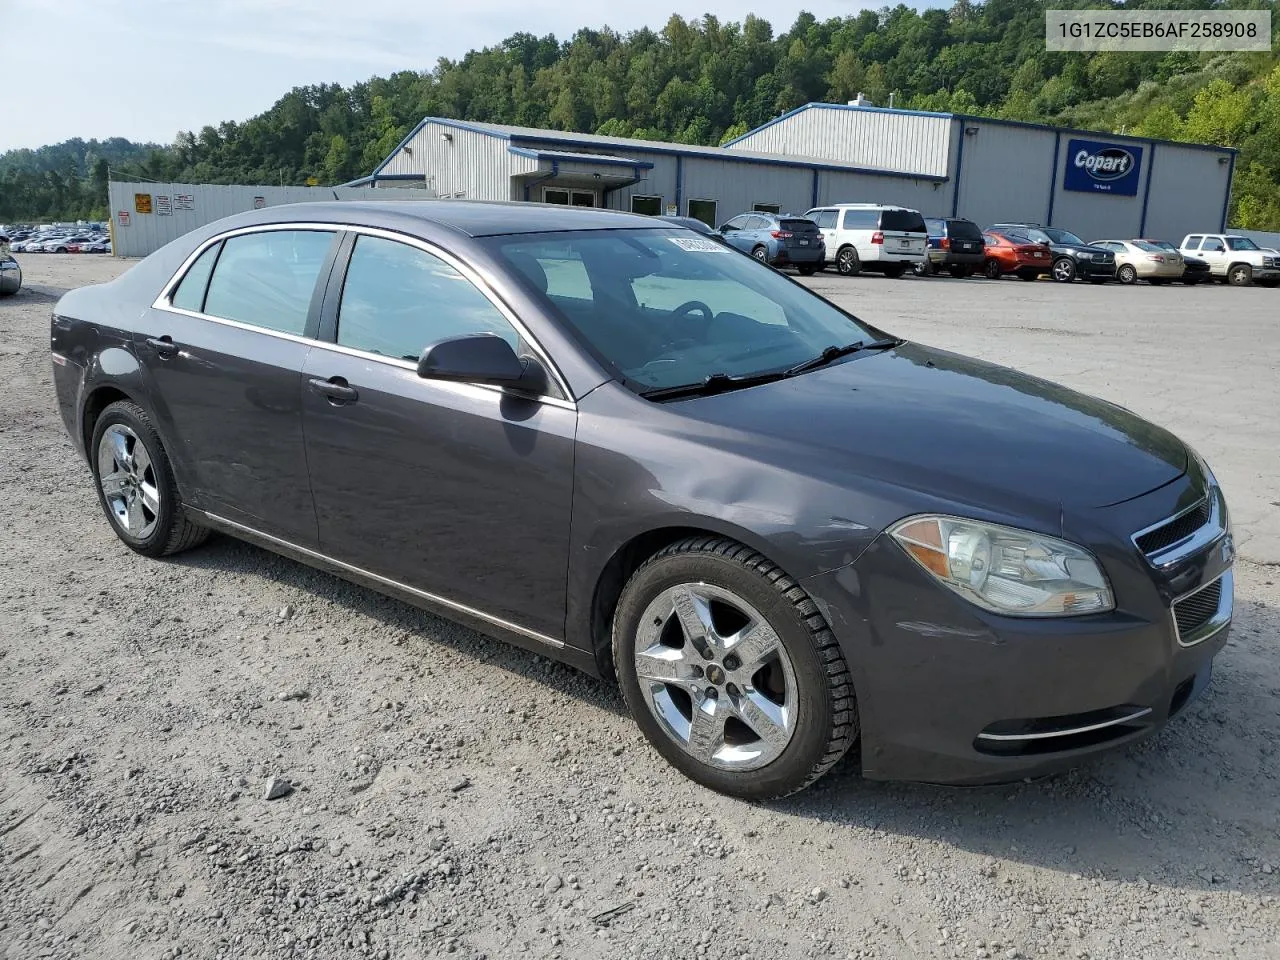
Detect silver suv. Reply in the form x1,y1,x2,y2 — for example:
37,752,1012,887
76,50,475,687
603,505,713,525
1178,234,1280,287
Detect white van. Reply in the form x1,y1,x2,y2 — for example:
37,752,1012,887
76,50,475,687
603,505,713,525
803,203,928,277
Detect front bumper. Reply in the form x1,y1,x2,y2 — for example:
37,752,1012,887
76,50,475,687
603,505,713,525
1076,258,1117,279
774,245,825,266
805,478,1233,784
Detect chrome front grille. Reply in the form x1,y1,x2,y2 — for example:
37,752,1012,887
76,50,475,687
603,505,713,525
1135,498,1211,556
1172,570,1232,647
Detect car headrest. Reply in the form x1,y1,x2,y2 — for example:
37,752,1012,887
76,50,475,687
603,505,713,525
507,252,549,295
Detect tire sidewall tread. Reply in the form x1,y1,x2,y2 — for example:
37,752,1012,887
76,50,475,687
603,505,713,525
90,400,209,558
612,536,858,800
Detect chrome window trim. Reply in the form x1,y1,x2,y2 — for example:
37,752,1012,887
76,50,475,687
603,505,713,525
975,706,1153,742
191,509,565,649
151,221,576,407
1131,485,1226,569
1171,568,1233,648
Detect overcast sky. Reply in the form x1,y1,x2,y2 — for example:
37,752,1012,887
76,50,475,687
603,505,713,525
0,0,928,153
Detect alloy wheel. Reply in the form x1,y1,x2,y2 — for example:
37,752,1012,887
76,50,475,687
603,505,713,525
1117,264,1137,285
97,424,161,539
837,248,859,275
632,582,798,771
1053,258,1076,282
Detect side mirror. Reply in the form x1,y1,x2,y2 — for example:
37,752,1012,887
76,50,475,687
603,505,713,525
718,224,733,233
417,334,548,394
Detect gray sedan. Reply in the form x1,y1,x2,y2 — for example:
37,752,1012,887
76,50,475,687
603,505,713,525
50,201,1233,798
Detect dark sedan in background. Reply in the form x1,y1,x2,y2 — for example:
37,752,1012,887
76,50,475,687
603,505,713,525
51,202,1233,798
989,223,1117,283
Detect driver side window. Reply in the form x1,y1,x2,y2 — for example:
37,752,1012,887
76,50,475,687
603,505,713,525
1201,237,1225,253
337,235,518,360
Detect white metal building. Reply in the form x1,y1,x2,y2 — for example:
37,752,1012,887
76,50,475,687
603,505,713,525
368,102,1237,241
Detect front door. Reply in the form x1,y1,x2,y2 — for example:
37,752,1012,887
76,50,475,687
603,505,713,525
136,228,339,545
300,232,576,640
544,187,596,207
1198,236,1227,275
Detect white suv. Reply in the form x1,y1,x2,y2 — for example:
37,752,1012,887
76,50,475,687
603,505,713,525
1179,233,1280,287
804,203,928,277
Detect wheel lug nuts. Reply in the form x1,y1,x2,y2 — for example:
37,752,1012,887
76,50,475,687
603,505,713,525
726,683,738,697
723,655,740,671
692,666,704,678
704,687,718,700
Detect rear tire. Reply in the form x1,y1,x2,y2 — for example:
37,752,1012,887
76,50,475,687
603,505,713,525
983,259,1002,280
90,400,210,558
751,246,769,264
836,246,861,276
613,536,858,800
883,265,905,279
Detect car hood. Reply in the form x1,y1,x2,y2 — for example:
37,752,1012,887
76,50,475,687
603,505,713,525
677,343,1186,511
1054,242,1110,256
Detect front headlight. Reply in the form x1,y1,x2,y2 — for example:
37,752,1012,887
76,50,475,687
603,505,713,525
890,515,1114,617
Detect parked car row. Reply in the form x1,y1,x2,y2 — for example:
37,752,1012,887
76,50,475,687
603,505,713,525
689,204,1278,289
7,227,111,255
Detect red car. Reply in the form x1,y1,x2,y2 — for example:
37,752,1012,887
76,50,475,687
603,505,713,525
981,230,1053,280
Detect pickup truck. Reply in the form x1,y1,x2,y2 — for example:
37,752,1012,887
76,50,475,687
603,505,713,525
1178,233,1280,287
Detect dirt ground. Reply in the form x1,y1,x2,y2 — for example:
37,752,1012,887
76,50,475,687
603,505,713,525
1,255,1277,960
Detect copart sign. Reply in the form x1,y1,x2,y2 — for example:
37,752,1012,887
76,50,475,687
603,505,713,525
1063,138,1143,196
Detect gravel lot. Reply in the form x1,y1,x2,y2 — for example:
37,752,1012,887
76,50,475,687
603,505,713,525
2,255,1277,960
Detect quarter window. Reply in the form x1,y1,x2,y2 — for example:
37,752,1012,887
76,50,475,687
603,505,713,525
170,241,222,312
336,235,519,361
202,230,335,335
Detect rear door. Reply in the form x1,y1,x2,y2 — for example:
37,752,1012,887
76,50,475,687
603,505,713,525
779,217,821,256
878,208,927,259
945,219,985,257
138,227,339,545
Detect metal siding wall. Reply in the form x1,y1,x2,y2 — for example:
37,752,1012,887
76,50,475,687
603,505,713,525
383,121,534,200
107,182,433,258
952,122,1056,228
725,108,951,177
816,172,950,217
1141,147,1234,241
681,158,814,221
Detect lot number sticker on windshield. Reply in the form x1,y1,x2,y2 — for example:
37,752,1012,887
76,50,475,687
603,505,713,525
668,236,727,253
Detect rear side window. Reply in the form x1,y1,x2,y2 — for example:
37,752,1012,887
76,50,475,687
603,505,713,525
840,209,878,230
337,235,518,360
203,230,335,335
1185,235,1203,249
946,219,983,241
880,209,927,233
170,241,221,312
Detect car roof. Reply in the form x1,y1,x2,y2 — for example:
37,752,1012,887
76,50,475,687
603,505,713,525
199,199,661,239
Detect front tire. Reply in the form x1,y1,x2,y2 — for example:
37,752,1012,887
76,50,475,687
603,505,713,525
613,537,858,800
1052,257,1076,282
836,246,861,276
983,258,1002,280
1228,263,1252,286
1117,264,1137,285
90,400,210,558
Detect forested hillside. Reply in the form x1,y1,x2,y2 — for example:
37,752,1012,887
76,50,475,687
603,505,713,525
4,1,1280,227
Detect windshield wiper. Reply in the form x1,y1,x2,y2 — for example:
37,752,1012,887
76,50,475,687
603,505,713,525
640,370,787,402
784,338,900,376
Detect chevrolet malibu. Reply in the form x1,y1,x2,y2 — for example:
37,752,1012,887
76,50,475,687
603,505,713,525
50,202,1234,799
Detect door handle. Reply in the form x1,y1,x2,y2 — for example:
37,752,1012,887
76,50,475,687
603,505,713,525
145,335,178,359
308,376,358,404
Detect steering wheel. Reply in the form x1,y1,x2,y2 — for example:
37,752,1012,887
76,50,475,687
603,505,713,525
671,300,714,321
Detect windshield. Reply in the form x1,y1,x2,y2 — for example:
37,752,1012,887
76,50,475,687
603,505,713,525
1226,237,1260,250
1038,227,1085,245
486,229,880,392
